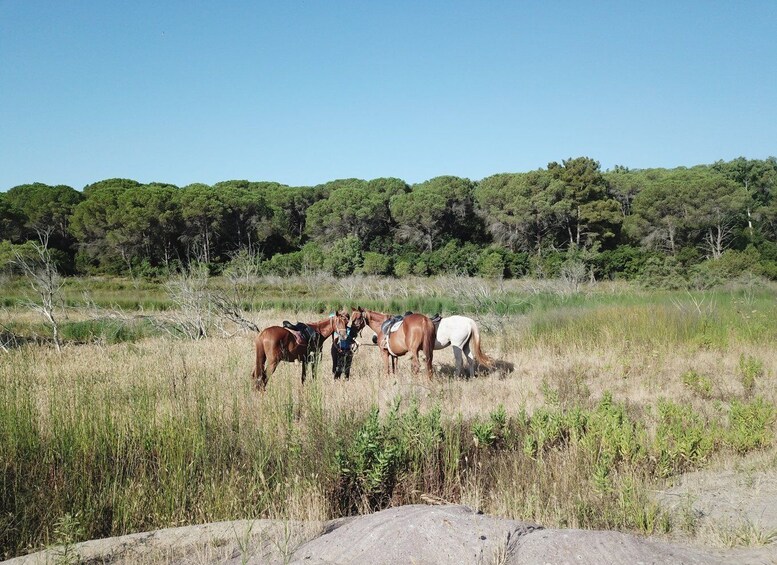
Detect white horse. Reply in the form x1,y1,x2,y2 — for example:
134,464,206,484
434,315,493,378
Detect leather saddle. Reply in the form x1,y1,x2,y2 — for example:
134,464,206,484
380,312,413,335
283,321,318,346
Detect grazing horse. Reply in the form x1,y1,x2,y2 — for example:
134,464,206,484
351,307,436,378
252,312,348,391
435,315,493,378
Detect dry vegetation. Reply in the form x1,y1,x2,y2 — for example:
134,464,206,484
2,276,777,560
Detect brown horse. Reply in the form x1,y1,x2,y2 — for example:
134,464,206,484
351,307,436,378
252,312,349,391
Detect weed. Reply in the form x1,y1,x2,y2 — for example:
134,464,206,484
738,354,763,397
681,370,713,399
725,397,775,453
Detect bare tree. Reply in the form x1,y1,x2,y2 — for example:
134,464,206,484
13,229,64,352
163,263,212,340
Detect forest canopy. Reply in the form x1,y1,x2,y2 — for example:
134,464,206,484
2,157,776,286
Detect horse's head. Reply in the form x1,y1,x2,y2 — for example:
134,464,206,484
333,310,349,340
350,307,368,334
349,307,368,336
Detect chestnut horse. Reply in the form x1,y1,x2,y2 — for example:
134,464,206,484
351,307,436,378
252,312,348,391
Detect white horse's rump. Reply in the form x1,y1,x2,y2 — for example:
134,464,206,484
434,315,493,377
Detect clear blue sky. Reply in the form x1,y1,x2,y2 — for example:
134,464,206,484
1,1,775,191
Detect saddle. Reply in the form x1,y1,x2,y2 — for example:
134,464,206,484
380,311,414,335
282,321,319,347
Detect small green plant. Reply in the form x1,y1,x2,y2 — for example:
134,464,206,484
472,405,509,449
726,397,775,453
654,400,716,477
51,512,83,565
738,354,763,396
681,370,713,398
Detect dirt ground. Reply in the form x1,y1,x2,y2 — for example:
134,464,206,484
10,491,776,565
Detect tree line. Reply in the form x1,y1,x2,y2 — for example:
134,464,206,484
2,156,777,285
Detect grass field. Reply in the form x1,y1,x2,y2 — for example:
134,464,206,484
1,275,776,559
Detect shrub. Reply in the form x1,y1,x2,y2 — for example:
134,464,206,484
654,401,716,476
739,355,763,396
594,246,656,280
639,256,688,289
361,252,391,275
393,260,412,278
263,251,303,276
324,236,363,277
726,397,775,453
681,370,713,399
477,251,505,279
472,405,509,449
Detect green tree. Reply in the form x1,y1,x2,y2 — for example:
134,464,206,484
177,184,229,264
390,176,476,251
686,174,748,259
306,178,408,247
475,170,554,254
265,185,326,249
548,157,621,249
324,235,363,277
5,183,83,249
712,157,777,236
0,194,26,242
604,165,647,218
114,183,182,268
70,181,135,271
216,181,276,255
625,170,690,254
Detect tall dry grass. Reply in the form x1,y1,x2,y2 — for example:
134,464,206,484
2,284,777,558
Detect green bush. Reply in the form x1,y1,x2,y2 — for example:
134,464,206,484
654,401,716,477
594,246,656,280
263,251,303,276
726,397,775,453
393,260,412,277
681,370,713,399
361,252,392,275
739,355,763,396
477,251,505,279
639,256,688,289
324,236,363,277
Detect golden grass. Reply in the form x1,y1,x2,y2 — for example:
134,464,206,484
2,290,777,557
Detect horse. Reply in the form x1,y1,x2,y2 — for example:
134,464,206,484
252,312,349,391
350,307,436,378
331,313,367,380
434,315,493,378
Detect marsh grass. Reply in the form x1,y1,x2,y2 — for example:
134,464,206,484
2,281,777,558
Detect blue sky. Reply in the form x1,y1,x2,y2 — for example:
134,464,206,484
1,1,775,190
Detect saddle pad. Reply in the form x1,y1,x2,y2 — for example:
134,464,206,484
380,319,404,335
285,329,307,346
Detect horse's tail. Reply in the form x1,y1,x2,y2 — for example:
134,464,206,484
469,320,494,369
253,333,267,390
423,317,436,372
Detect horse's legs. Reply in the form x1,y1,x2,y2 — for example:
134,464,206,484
409,348,420,375
381,348,391,375
260,354,280,391
463,342,475,379
452,345,464,378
